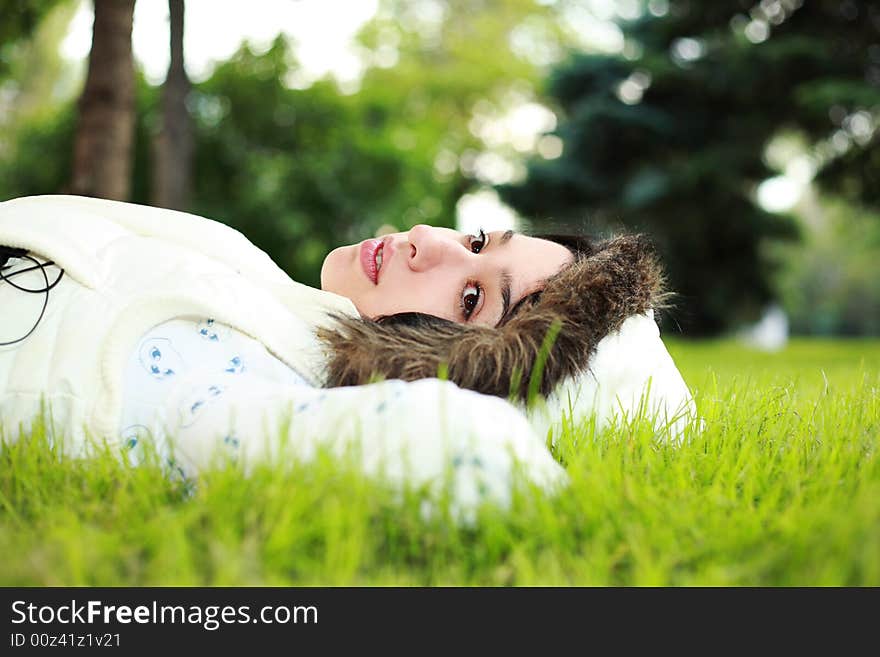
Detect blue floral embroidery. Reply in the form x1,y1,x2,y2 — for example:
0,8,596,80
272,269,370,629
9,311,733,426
225,356,244,374
138,338,184,380
197,318,229,342
178,383,227,427
119,424,152,465
198,318,218,341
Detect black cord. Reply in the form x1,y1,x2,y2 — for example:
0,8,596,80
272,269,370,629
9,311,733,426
0,247,65,347
0,246,27,270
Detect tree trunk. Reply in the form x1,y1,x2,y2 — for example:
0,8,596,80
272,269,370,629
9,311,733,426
69,0,136,201
151,0,193,210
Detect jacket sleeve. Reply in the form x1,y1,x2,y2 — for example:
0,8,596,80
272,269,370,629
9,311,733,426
156,367,568,514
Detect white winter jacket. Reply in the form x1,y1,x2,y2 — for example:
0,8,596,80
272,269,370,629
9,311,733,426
0,194,359,444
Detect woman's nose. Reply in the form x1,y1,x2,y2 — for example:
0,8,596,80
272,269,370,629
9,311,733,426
406,224,462,272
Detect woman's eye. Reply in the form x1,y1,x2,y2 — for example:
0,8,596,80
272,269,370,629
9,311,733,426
460,283,482,320
469,229,487,254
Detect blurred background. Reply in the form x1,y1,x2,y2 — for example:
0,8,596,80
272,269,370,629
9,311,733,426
1,0,878,338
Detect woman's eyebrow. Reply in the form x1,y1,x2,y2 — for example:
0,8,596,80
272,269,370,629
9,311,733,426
493,230,515,324
499,270,512,323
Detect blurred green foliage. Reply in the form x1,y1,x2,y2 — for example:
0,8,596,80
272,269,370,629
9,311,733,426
0,103,75,196
0,0,64,81
770,195,880,336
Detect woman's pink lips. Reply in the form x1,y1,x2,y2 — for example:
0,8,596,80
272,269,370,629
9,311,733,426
360,238,382,285
360,236,396,284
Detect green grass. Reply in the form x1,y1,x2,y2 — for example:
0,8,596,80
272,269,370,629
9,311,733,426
1,338,878,585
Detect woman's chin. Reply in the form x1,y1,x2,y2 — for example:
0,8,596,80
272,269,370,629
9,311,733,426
319,247,344,292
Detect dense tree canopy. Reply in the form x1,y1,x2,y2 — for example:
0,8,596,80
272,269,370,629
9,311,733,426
0,0,64,81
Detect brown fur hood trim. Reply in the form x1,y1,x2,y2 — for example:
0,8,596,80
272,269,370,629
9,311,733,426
316,234,667,402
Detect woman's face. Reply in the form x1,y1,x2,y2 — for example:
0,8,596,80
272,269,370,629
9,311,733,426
320,225,573,326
